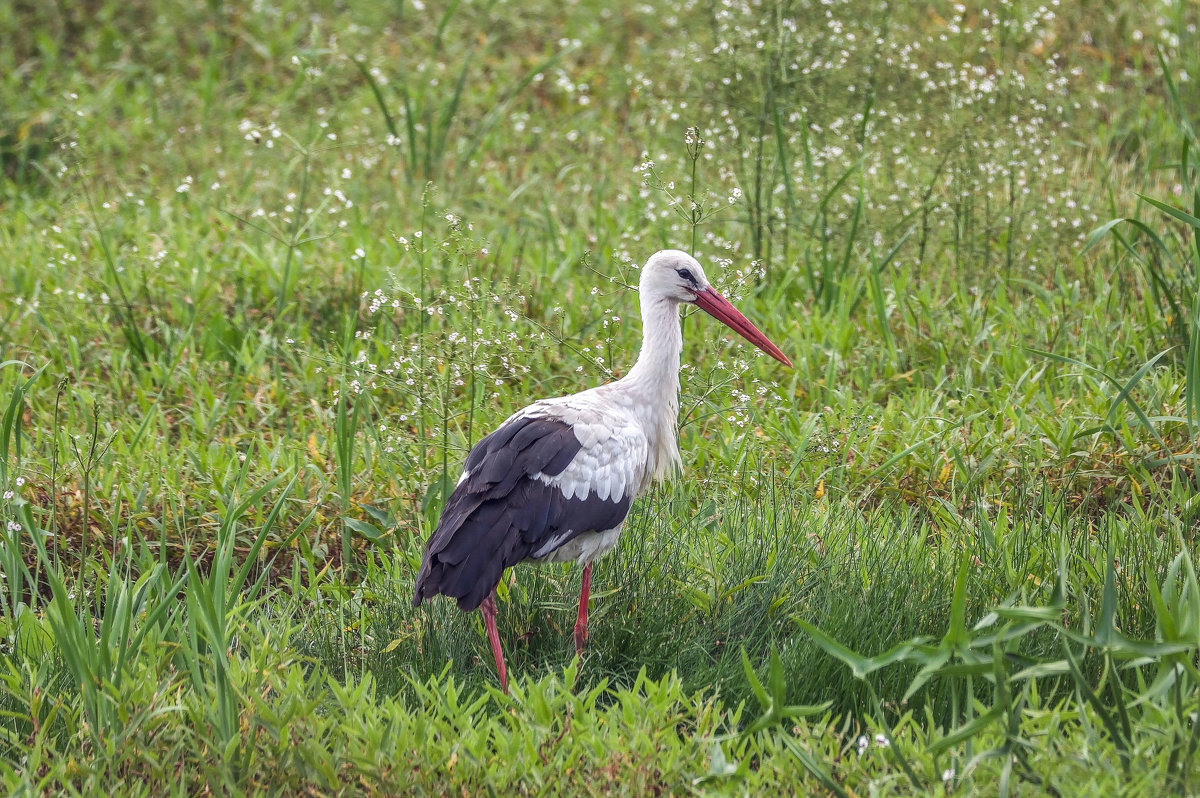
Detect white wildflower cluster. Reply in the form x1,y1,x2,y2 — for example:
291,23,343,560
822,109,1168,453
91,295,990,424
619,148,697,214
348,230,545,467
553,64,591,107
855,733,891,756
635,136,746,230
1,476,27,535
238,118,283,147
605,0,1133,283
216,119,364,239
1,476,24,503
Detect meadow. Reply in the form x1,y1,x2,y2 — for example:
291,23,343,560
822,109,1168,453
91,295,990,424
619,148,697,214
2,0,1200,794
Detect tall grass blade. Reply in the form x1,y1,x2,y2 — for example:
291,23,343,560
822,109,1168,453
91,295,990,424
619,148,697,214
1156,46,1198,144
793,618,923,679
1137,194,1200,231
1064,645,1131,775
432,50,474,180
779,736,850,798
0,362,46,484
353,59,399,139
84,183,149,367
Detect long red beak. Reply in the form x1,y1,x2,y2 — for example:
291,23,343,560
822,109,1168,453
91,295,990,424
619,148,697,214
693,287,792,368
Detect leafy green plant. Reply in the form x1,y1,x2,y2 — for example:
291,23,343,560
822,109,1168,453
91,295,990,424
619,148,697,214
180,462,294,758
0,361,46,626
355,4,567,188
1084,49,1200,448
800,544,1200,794
83,182,151,369
38,540,186,751
1027,346,1177,466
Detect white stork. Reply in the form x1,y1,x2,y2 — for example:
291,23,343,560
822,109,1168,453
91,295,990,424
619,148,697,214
412,250,791,692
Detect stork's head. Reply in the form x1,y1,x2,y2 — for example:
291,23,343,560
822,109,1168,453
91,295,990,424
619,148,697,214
639,250,792,367
639,249,713,303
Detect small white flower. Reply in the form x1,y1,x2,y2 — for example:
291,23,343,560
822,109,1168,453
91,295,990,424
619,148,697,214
942,768,955,783
856,735,868,756
874,733,890,748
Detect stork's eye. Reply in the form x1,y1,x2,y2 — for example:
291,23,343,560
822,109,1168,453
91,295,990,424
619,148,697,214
676,268,695,284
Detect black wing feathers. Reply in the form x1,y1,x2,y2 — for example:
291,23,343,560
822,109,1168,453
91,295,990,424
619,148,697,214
412,415,632,612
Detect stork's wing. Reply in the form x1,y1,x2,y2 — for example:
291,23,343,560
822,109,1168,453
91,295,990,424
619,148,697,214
412,408,647,611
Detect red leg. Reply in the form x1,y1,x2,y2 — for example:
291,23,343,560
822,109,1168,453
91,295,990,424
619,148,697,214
480,593,508,693
574,562,593,656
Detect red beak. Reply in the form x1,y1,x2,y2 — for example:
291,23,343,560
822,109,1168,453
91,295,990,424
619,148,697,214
692,287,792,368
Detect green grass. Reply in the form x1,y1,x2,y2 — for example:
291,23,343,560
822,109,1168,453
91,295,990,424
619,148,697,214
3,0,1200,793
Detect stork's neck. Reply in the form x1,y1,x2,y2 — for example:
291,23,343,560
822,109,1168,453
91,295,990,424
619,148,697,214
615,291,684,482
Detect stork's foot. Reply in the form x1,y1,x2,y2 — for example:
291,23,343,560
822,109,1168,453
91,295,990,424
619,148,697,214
573,620,589,656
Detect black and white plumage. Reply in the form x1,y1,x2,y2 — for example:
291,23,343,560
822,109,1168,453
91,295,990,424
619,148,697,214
412,415,633,610
412,250,791,692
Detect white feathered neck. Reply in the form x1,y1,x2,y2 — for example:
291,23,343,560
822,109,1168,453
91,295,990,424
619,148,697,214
606,287,685,486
